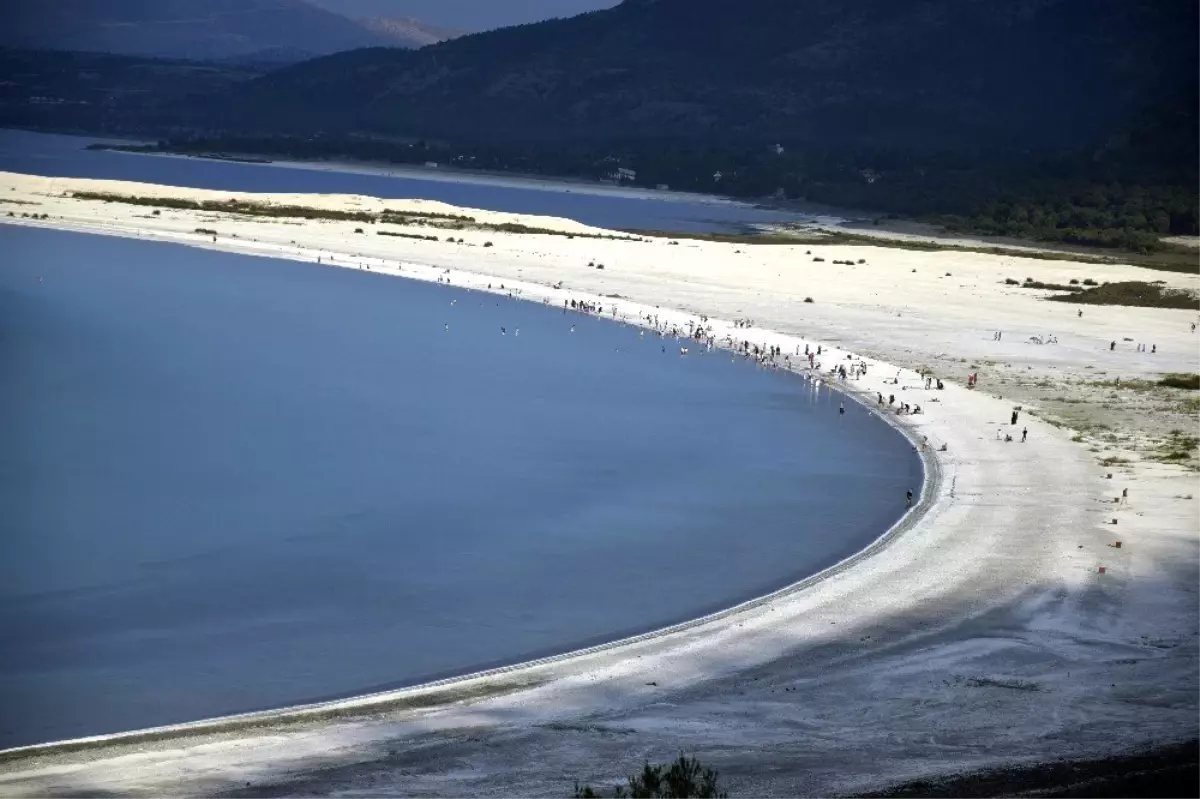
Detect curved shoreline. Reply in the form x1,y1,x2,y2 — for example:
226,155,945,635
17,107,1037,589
0,172,1194,797
0,217,935,761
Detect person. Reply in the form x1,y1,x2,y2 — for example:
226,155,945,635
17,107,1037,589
1021,427,1028,442
839,403,845,415
1011,410,1019,425
1151,344,1156,354
1122,487,1128,503
906,489,914,508
1110,341,1116,351
1078,310,1082,317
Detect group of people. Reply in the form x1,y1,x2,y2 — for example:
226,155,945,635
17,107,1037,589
1109,340,1157,353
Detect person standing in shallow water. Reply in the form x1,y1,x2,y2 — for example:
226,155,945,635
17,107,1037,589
839,403,845,415
906,489,914,508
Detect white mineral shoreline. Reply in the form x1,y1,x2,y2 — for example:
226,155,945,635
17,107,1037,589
0,172,1196,797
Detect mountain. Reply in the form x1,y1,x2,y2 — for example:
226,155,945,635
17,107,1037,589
0,0,445,61
356,17,461,47
0,49,266,136
207,0,1197,154
301,0,620,33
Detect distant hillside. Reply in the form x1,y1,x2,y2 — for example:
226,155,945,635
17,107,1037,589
0,49,264,136
2,0,1194,249
356,17,462,47
0,0,443,60
208,0,1197,153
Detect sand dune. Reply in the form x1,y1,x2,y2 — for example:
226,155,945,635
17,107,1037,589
0,172,1196,796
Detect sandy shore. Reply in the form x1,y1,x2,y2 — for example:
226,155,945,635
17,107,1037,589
0,172,1197,797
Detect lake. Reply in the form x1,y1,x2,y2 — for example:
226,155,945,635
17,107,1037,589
0,225,921,748
0,129,859,235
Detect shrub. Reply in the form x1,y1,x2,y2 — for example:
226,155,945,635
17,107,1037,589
1083,278,1098,286
1004,278,1020,285
1069,279,1080,285
804,297,814,303
573,755,726,798
151,209,161,216
1160,373,1200,390
484,241,494,248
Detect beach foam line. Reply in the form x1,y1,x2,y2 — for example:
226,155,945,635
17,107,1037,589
0,215,939,760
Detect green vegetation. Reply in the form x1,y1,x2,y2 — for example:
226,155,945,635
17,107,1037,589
377,230,439,242
72,191,376,223
1020,279,1082,292
1049,281,1198,309
1160,373,1200,390
574,756,726,799
1150,430,1199,465
380,209,477,224
927,181,1198,254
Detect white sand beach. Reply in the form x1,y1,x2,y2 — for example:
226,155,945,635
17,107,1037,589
0,172,1196,796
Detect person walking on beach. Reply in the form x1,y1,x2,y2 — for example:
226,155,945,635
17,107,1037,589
906,489,914,508
1011,410,1019,425
1022,427,1028,442
1110,340,1116,351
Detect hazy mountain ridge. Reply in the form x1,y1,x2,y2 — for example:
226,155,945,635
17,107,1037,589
356,17,462,46
1,0,448,60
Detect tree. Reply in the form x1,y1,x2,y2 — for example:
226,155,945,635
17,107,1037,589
573,755,728,798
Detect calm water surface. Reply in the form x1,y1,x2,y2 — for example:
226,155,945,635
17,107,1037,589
0,129,853,234
0,225,920,748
